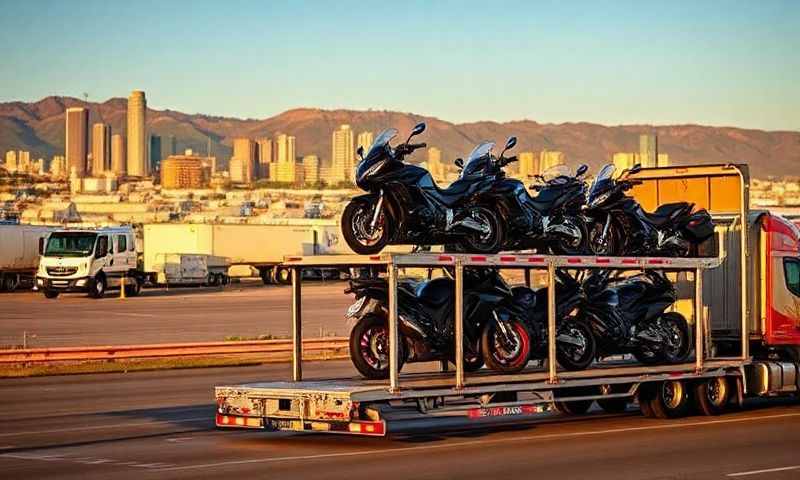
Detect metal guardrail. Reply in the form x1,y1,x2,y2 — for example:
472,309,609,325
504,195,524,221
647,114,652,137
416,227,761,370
0,337,348,364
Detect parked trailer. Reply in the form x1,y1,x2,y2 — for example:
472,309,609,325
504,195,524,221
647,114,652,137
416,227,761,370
215,165,800,436
148,253,231,286
142,222,349,285
0,224,57,292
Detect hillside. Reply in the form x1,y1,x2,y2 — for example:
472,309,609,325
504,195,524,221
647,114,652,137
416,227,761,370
0,96,798,177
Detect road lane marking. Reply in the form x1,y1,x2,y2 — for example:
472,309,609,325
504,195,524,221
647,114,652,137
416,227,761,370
157,410,800,472
0,416,208,437
727,465,800,477
0,453,175,470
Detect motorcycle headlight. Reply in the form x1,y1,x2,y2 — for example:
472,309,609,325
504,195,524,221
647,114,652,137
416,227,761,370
588,191,612,209
359,160,386,182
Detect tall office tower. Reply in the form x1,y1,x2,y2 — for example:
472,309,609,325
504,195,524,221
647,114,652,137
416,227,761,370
127,90,147,177
232,137,258,182
275,134,296,164
639,133,658,168
111,134,127,175
4,151,17,171
538,150,565,173
91,123,111,175
18,151,31,172
228,158,247,183
257,138,274,178
302,155,320,185
517,151,538,179
65,107,89,177
165,135,177,157
149,135,162,174
427,147,445,182
356,131,374,153
50,155,67,179
331,124,354,183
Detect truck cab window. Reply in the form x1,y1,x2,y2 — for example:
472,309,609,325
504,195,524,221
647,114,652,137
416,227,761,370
96,236,109,258
785,258,800,297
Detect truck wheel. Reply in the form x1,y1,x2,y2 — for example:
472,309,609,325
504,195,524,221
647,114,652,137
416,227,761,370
649,380,692,418
259,267,273,285
637,383,656,418
274,267,292,285
43,289,59,299
553,387,595,415
694,377,730,416
124,278,141,297
3,274,19,292
89,275,106,299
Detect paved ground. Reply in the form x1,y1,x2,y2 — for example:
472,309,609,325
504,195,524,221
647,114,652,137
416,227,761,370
0,280,355,347
1,360,799,480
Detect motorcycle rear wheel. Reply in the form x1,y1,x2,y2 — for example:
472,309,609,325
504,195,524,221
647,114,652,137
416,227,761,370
556,321,596,371
342,201,389,255
549,220,589,256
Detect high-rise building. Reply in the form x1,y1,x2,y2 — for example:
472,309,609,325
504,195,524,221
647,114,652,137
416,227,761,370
356,131,374,153
302,155,320,185
150,135,162,174
127,90,147,177
4,151,17,172
66,107,89,177
232,137,258,182
257,138,274,178
539,150,565,173
91,123,111,175
228,158,246,183
331,124,354,184
275,134,296,164
18,151,31,173
164,135,177,157
50,155,67,179
657,153,670,167
639,133,658,168
161,155,206,189
517,151,538,179
111,134,126,175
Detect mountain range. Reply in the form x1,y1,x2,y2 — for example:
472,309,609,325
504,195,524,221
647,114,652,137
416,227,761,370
1,96,798,178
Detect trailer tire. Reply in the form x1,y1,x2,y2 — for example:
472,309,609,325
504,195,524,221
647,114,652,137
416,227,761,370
637,383,656,418
124,277,141,297
649,380,692,419
694,376,730,416
2,274,19,292
349,314,405,380
597,397,630,414
259,267,273,285
274,267,292,285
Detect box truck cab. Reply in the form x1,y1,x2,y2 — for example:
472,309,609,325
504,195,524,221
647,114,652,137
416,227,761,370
36,226,141,299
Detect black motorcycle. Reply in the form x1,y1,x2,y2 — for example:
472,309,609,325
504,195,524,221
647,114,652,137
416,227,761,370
511,270,596,370
345,268,532,379
578,269,692,364
583,163,715,256
342,123,506,255
453,138,590,255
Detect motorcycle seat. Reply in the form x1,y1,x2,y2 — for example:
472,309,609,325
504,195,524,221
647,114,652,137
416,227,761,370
430,178,474,207
415,277,454,308
643,202,693,227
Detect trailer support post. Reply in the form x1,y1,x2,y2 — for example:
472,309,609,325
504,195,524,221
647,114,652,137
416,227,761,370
388,262,400,393
291,267,302,381
524,268,531,288
547,261,558,384
454,259,465,390
695,267,704,372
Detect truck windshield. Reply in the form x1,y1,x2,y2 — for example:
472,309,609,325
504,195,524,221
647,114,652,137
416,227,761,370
44,232,97,257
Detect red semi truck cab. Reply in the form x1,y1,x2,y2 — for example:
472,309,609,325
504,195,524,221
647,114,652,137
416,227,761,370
760,213,800,348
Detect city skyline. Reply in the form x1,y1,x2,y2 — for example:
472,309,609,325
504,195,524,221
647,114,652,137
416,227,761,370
0,1,797,131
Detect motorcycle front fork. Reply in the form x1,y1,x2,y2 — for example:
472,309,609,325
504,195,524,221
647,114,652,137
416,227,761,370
370,192,384,231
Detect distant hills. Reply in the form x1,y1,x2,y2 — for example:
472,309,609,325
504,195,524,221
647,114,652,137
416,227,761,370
1,96,798,177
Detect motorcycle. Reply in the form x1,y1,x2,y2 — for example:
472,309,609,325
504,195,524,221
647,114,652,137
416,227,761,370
583,163,715,256
344,268,532,379
341,123,507,255
578,269,692,364
511,270,596,370
452,137,591,255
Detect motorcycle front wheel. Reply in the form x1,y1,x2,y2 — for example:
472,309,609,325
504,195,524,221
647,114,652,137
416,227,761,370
342,200,389,255
481,318,532,374
587,218,621,256
458,206,504,254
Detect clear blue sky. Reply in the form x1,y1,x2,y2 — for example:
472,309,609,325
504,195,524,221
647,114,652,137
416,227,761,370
1,0,798,131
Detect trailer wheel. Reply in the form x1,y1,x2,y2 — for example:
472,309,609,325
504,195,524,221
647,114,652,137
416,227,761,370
88,274,106,299
649,380,692,419
553,387,595,415
207,273,218,286
274,267,292,285
259,267,273,285
694,376,730,416
637,383,656,418
2,274,19,292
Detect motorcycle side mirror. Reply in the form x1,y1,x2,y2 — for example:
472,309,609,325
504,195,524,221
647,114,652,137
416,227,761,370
356,145,364,160
576,164,588,176
454,158,464,169
498,136,517,159
406,122,426,143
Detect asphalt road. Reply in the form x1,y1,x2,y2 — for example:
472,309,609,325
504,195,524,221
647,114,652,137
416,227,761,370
0,280,355,347
2,360,800,480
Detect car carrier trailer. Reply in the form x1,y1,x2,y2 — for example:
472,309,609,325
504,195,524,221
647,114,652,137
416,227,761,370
215,164,800,436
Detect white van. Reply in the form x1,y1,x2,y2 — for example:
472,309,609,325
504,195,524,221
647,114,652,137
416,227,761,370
36,226,142,299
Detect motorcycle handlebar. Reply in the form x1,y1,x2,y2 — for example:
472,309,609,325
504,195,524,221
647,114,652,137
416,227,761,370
408,143,426,150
